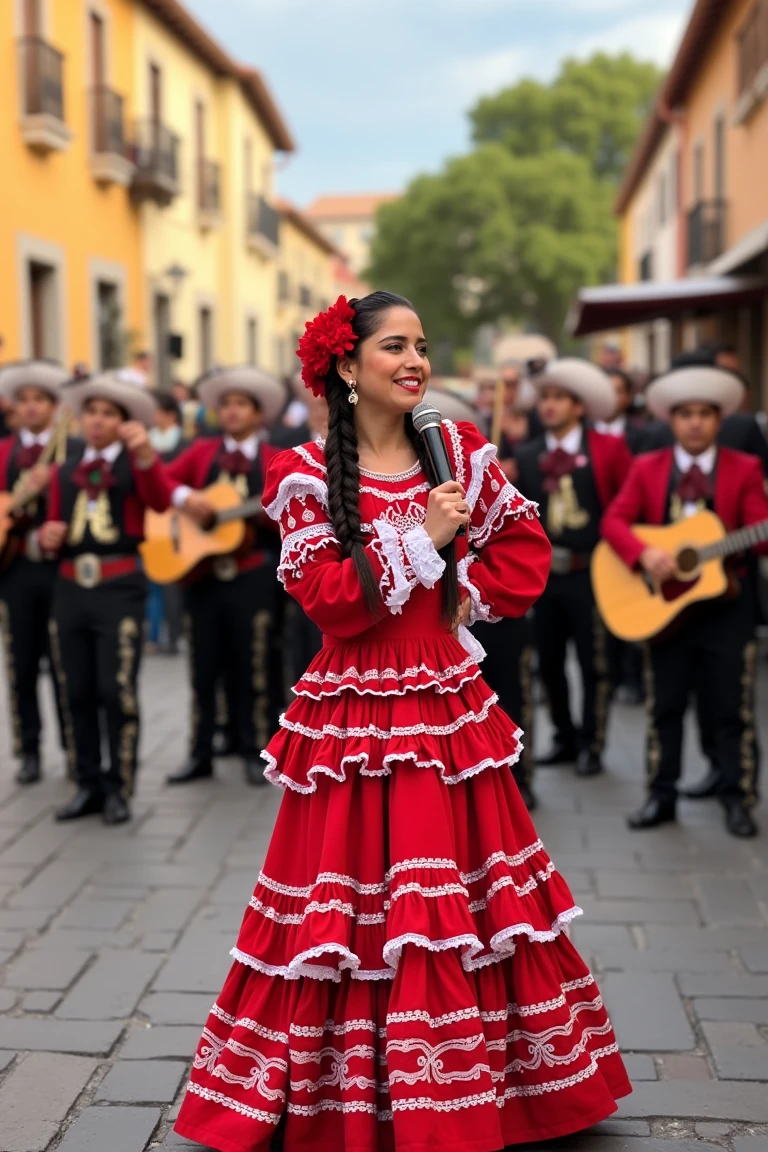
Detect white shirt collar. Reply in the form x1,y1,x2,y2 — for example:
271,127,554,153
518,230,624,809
545,425,582,456
223,433,262,461
594,416,626,437
83,440,123,465
19,427,52,448
674,443,717,475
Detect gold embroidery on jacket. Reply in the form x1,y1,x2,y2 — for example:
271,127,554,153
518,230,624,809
68,490,119,546
547,475,589,537
219,470,249,501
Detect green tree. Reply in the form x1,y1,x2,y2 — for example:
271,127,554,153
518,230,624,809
367,52,661,345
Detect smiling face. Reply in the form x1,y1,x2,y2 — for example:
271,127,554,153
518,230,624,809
338,306,430,416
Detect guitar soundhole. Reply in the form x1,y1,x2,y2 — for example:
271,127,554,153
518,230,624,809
676,546,699,575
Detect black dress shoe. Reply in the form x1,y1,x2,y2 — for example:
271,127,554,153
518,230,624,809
680,769,721,800
536,742,578,766
102,793,131,825
575,750,603,777
55,789,104,822
15,754,41,786
244,757,267,786
626,795,677,830
515,779,538,811
723,799,758,839
166,758,214,785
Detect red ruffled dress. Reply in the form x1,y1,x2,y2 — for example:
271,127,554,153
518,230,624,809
175,420,631,1152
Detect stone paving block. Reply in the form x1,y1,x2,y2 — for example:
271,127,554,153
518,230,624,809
120,1024,201,1059
174,801,253,865
702,1021,768,1080
644,925,767,949
138,930,181,952
58,835,176,864
620,1053,657,1081
96,861,221,888
741,943,768,973
600,973,695,1052
0,1017,124,1053
0,989,17,1010
152,931,232,993
595,945,731,973
42,926,124,950
8,858,95,909
678,973,768,998
0,819,74,866
4,946,92,989
0,928,25,951
156,1134,218,1151
693,997,768,1024
0,1051,16,1073
595,872,692,899
22,990,60,1012
695,1122,733,1139
96,1058,186,1102
0,906,56,930
0,1052,97,1151
209,868,260,904
569,924,635,952
656,1053,712,1081
129,886,204,933
576,896,701,925
695,875,766,926
590,1120,653,1135
56,1104,162,1151
59,895,133,929
56,949,163,1020
139,991,215,1025
617,1080,768,1120
734,1138,768,1151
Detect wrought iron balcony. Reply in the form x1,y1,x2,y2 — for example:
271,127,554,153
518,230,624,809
198,158,222,230
90,87,133,186
18,36,71,153
247,193,280,257
687,200,727,268
131,119,180,206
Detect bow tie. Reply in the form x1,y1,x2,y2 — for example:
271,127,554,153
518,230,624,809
72,457,116,499
219,449,253,477
540,447,580,493
676,463,712,504
15,443,44,471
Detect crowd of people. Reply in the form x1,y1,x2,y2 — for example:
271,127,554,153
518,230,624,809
0,329,765,840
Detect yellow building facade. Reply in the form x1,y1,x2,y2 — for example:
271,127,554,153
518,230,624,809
0,0,142,371
275,200,339,378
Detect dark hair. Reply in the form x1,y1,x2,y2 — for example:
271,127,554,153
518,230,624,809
607,368,633,395
323,290,459,622
154,392,182,422
83,395,129,421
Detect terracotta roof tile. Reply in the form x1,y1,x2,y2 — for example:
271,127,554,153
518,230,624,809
306,193,398,220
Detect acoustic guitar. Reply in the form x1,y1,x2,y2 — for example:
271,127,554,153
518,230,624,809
140,482,263,584
591,508,768,642
0,416,69,571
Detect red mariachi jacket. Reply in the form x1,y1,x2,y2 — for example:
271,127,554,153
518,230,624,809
0,436,16,490
164,437,280,490
600,446,768,570
585,429,633,510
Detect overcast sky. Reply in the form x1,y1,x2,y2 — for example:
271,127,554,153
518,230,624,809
185,0,692,207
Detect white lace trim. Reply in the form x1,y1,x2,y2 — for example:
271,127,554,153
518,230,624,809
471,482,539,549
361,481,430,500
393,1090,496,1113
184,1081,281,1123
265,473,329,521
291,444,326,474
466,443,498,511
261,736,523,794
295,654,480,698
443,420,466,488
290,1018,387,1038
289,1099,393,1120
495,1043,618,1100
278,523,338,583
278,691,498,740
458,553,499,626
209,1004,290,1043
370,518,417,614
359,461,421,481
401,525,445,589
457,623,487,664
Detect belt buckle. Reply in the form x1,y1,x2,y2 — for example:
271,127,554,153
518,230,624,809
550,547,571,576
74,554,101,589
212,556,238,582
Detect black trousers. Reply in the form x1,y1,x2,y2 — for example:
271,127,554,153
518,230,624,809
0,556,69,760
51,572,146,799
473,616,535,788
643,590,760,806
533,570,610,756
184,565,281,761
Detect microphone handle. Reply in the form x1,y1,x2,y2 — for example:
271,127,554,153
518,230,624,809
421,425,465,539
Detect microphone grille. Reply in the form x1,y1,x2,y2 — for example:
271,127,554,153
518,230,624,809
411,401,443,435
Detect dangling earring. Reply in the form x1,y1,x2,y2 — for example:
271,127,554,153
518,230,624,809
347,378,359,405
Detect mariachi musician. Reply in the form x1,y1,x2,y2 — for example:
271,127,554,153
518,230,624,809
514,360,632,779
40,372,170,825
164,367,286,787
601,367,768,838
0,360,80,785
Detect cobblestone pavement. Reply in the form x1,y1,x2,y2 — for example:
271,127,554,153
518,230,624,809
1,648,768,1152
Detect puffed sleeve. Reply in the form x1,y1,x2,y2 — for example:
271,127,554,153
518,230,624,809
263,446,447,638
448,421,551,623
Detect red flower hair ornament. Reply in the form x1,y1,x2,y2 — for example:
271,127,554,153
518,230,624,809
296,296,358,398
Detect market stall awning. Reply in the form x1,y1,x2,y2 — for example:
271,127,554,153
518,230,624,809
568,277,768,338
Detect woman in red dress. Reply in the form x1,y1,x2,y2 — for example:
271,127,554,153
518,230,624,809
174,292,631,1152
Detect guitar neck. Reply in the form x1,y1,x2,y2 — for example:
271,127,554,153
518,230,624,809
7,428,62,513
214,497,263,525
699,518,768,561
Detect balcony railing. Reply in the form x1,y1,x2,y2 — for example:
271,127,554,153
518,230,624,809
738,0,768,97
247,193,280,256
131,119,180,206
278,271,290,303
687,200,727,268
18,36,71,152
90,87,133,185
198,158,221,223
299,285,312,308
639,251,653,282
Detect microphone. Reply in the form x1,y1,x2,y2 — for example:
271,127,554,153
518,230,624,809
411,400,465,537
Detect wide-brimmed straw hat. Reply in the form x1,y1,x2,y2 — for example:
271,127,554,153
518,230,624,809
645,367,744,421
198,367,286,426
0,360,69,403
68,370,157,427
534,358,616,422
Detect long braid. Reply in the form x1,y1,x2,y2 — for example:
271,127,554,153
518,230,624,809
405,416,460,625
325,371,381,615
